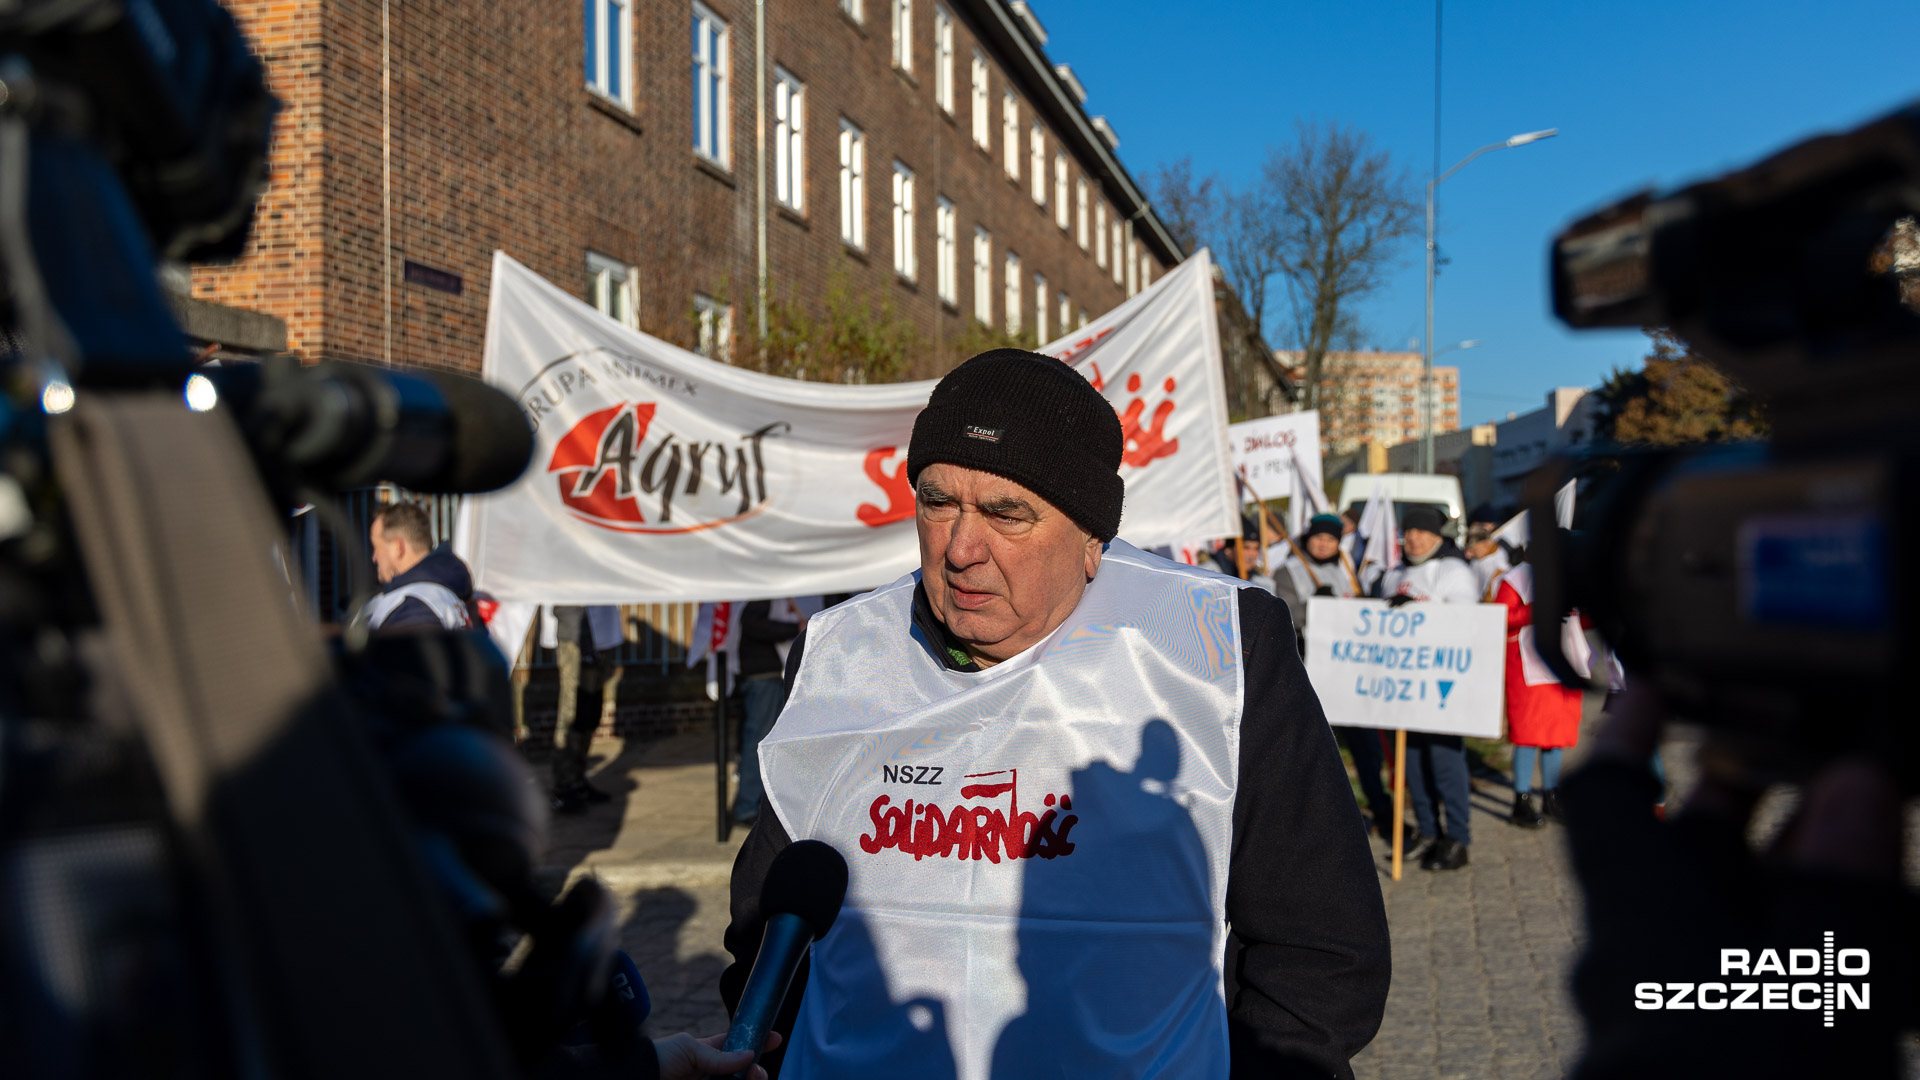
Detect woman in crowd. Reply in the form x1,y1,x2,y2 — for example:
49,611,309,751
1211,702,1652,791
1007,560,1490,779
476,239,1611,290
1493,554,1584,827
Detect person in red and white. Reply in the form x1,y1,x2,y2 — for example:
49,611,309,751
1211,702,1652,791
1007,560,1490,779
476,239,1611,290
1494,556,1585,827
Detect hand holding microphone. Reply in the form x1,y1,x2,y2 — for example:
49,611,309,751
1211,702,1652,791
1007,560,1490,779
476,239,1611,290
722,840,851,1080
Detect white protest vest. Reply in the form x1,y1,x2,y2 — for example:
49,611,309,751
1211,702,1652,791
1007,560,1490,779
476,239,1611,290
758,540,1249,1080
364,581,472,630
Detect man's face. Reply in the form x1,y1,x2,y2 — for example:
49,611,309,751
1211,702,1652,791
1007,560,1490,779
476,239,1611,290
1305,532,1339,561
1403,527,1441,561
369,519,411,584
1465,537,1496,559
915,463,1103,667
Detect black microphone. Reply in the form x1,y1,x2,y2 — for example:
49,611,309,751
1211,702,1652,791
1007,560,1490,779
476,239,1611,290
207,358,533,494
723,840,849,1078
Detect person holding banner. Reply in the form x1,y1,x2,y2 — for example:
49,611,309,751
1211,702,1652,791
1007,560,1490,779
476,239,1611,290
724,350,1388,1079
1378,505,1480,871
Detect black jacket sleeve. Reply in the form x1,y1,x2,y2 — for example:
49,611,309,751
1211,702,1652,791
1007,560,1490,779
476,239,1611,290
740,600,802,644
1225,587,1391,1078
376,596,443,632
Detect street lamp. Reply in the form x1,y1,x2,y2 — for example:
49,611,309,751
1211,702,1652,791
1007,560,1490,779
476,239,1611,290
1422,129,1557,473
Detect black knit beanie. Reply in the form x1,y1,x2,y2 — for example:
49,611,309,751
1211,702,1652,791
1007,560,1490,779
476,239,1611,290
907,349,1125,541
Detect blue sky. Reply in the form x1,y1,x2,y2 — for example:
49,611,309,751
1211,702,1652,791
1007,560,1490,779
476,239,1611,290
1039,0,1920,427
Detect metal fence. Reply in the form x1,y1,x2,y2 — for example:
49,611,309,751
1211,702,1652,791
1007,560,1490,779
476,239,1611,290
289,485,694,671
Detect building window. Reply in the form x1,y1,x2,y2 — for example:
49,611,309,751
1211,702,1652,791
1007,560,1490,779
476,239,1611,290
585,0,632,106
773,68,804,212
1029,124,1046,204
891,0,912,72
588,252,638,328
1076,180,1089,248
973,227,992,324
692,4,730,167
1095,202,1108,267
840,0,862,24
1111,223,1123,283
839,120,865,248
1054,156,1069,229
1139,257,1151,290
891,162,916,280
1034,273,1047,343
694,293,732,361
1077,307,1088,330
1057,291,1071,336
1004,251,1021,336
936,198,957,304
970,52,989,148
933,7,954,113
1002,91,1019,179
1127,241,1138,296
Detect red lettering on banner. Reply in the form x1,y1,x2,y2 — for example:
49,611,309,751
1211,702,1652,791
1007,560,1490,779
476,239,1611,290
858,769,1078,862
856,446,915,527
1118,374,1180,467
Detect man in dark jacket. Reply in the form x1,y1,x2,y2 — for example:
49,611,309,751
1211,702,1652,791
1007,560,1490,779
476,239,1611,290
550,605,623,814
365,502,474,632
720,351,1388,1079
731,599,805,825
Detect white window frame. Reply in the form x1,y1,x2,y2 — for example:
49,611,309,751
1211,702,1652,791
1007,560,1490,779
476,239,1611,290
773,68,805,212
588,252,638,328
692,4,730,167
694,293,732,361
1004,251,1022,336
973,227,992,324
585,0,633,108
1077,307,1088,330
840,0,862,24
1034,273,1047,343
1057,292,1071,337
1139,257,1151,291
1029,124,1046,204
1095,202,1108,267
933,7,954,114
1076,179,1089,248
935,197,957,304
1127,240,1139,296
891,0,912,73
891,161,917,281
970,53,990,148
1002,91,1020,178
839,120,866,249
1112,222,1124,283
1054,155,1069,229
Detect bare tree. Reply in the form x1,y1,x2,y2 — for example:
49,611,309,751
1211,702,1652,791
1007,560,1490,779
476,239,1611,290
1266,122,1420,411
1141,158,1217,256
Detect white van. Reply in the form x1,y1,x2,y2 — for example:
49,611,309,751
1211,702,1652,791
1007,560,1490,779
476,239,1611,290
1332,473,1466,534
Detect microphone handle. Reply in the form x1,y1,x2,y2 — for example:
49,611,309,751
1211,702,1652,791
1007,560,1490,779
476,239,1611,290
723,912,813,1078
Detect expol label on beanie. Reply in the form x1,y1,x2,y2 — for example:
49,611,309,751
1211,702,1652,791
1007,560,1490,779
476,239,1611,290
965,425,1003,443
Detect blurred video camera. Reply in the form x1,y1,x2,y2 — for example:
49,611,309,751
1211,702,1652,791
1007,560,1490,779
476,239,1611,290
1533,103,1920,788
0,3,636,1079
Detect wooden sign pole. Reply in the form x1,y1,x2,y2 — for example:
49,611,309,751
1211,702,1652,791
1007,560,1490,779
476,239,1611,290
1391,729,1408,880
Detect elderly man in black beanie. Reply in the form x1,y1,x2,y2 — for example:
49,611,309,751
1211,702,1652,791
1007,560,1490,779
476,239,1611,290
720,350,1388,1080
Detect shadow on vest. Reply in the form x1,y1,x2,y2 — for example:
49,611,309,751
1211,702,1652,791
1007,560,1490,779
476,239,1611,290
989,718,1217,1076
798,907,959,1079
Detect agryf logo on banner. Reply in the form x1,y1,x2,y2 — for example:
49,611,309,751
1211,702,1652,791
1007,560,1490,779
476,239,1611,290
523,349,788,535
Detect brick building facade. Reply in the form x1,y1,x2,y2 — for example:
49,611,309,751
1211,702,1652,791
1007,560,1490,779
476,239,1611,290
195,0,1183,381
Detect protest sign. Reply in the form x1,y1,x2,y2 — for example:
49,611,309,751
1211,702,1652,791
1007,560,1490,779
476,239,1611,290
1303,597,1507,738
1227,411,1321,505
455,249,1239,603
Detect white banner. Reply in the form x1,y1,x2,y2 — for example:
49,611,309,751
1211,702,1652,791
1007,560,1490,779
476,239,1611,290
1227,411,1321,505
455,250,1238,603
1302,597,1507,738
